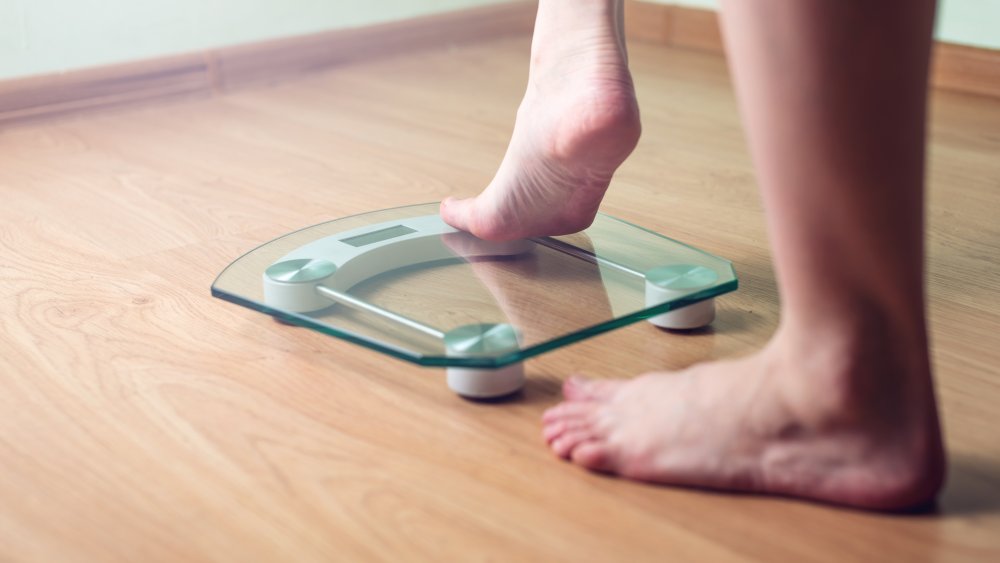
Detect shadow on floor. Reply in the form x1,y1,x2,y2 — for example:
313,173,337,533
933,452,1000,516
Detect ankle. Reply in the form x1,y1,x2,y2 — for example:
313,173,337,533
764,312,945,508
770,307,932,425
531,1,625,68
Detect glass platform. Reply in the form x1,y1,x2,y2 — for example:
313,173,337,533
212,203,737,369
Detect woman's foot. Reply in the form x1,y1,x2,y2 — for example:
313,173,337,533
542,323,945,510
440,0,640,241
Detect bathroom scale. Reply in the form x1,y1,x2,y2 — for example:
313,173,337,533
212,203,737,398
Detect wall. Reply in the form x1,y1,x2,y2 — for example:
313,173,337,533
0,0,505,80
1,0,996,81
937,0,1000,48
664,0,1000,50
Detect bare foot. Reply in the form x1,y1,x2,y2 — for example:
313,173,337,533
542,325,946,510
440,0,641,241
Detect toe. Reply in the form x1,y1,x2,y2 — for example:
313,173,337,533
563,376,624,402
542,417,592,444
542,420,567,443
542,401,599,424
570,442,613,472
439,197,477,234
551,430,599,459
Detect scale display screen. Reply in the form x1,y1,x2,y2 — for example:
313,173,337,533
340,224,417,248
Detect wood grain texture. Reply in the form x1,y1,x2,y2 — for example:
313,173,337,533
1,35,1000,562
623,0,674,44
620,1,729,55
0,53,212,126
669,5,724,53
932,42,1000,99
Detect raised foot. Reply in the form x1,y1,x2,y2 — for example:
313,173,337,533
441,0,640,241
542,341,945,511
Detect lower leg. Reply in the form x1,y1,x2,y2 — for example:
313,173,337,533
440,0,640,241
720,0,942,453
542,0,944,509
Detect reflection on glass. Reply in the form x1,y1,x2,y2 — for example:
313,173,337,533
211,203,737,367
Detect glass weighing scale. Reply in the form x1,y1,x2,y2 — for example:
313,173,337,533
212,203,737,398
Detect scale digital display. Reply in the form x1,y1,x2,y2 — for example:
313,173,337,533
340,224,417,248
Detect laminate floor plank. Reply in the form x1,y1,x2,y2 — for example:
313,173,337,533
2,35,999,562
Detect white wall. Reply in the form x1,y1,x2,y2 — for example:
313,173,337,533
0,0,505,80
664,0,1000,50
1,0,996,81
937,0,1000,48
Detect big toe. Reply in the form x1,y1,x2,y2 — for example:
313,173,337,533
571,442,614,472
440,196,478,234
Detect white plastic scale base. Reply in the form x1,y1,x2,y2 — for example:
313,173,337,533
261,214,718,398
644,264,720,330
443,323,524,398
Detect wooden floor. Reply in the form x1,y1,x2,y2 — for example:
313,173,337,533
2,35,999,562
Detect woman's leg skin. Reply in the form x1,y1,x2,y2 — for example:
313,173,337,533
439,0,640,241
542,0,945,509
